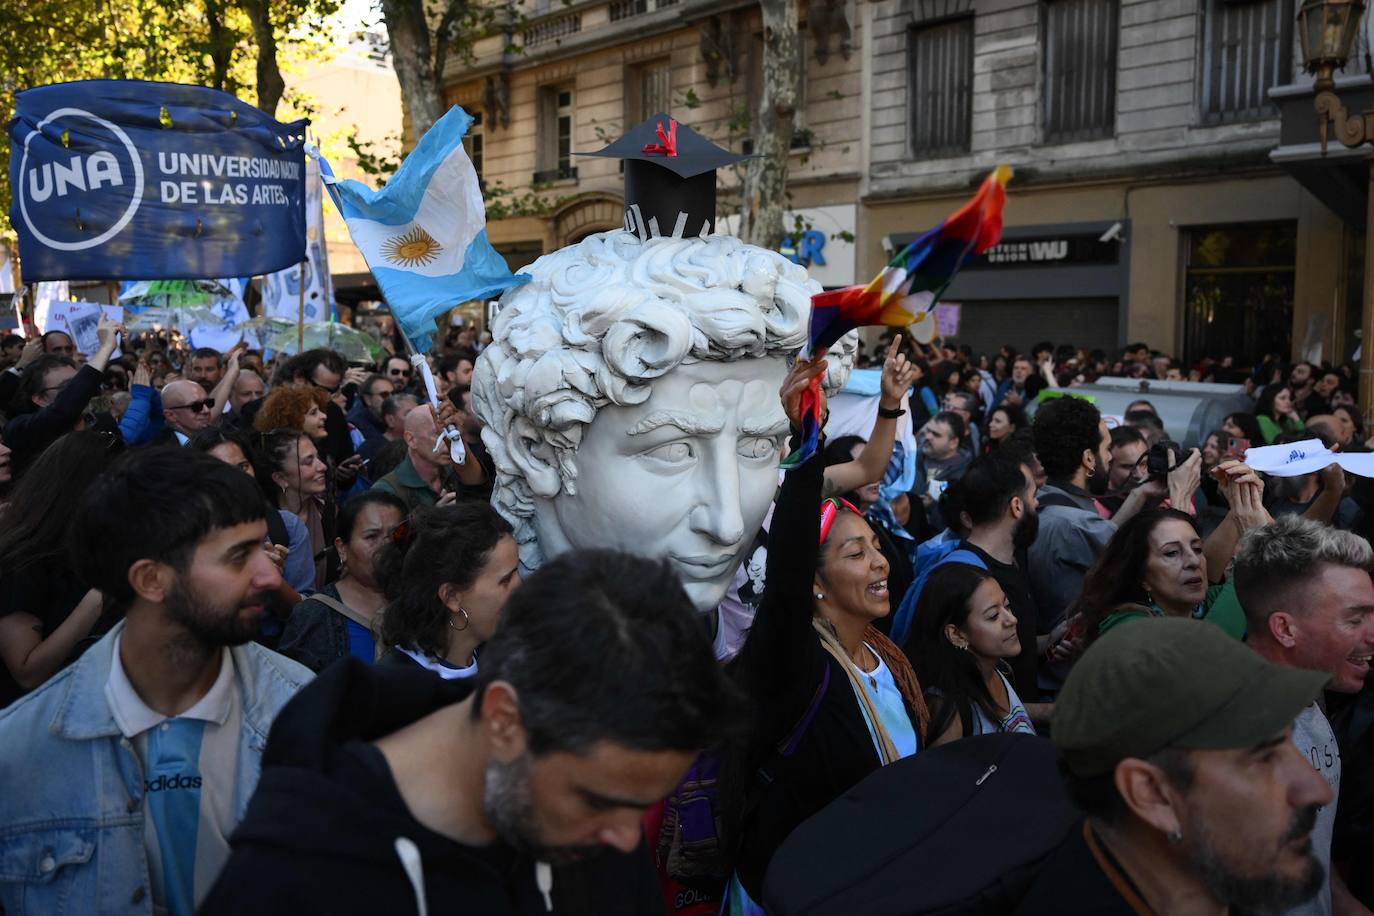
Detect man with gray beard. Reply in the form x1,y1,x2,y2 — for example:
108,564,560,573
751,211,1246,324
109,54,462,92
201,549,738,915
1018,618,1335,915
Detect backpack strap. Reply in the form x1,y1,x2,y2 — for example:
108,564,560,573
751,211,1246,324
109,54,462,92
890,549,989,647
310,594,384,662
777,663,831,757
309,593,369,628
1034,491,1087,511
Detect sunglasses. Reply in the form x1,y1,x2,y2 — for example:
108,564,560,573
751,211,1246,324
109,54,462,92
170,398,215,413
388,368,412,378
311,379,342,395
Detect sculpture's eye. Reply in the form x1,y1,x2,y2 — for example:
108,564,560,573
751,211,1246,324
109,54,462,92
738,436,776,460
643,441,694,464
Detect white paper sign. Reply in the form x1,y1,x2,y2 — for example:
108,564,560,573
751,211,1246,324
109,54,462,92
1245,438,1374,479
189,279,255,353
45,301,123,358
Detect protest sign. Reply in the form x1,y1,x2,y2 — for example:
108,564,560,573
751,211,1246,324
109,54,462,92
934,303,961,338
262,157,333,323
9,80,307,282
189,279,256,352
31,281,70,332
44,300,123,357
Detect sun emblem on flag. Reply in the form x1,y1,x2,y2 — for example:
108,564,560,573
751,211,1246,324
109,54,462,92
383,226,443,267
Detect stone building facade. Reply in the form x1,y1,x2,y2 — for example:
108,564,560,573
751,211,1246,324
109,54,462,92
860,0,1352,364
441,0,867,288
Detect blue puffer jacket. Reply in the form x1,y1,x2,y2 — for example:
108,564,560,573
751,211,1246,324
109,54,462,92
117,384,167,446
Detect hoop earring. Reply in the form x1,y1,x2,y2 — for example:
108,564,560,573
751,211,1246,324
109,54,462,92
448,607,471,631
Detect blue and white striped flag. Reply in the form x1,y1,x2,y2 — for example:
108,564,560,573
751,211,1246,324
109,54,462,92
312,106,527,352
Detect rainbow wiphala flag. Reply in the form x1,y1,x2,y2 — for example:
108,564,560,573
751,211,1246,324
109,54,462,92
782,166,1012,469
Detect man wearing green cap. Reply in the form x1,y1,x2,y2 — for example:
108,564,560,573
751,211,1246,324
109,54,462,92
1234,516,1374,916
1017,617,1333,915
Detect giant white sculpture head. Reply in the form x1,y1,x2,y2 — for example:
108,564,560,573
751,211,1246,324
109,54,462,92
473,228,853,610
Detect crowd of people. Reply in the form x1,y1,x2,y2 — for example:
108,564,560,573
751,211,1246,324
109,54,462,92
0,316,1371,916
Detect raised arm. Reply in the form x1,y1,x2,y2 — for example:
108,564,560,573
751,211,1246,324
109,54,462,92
1302,462,1345,526
824,335,917,499
738,357,830,729
1203,461,1272,582
208,346,243,418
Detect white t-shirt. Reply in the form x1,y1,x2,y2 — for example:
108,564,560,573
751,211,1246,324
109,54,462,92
1281,702,1341,916
398,646,478,680
849,644,919,760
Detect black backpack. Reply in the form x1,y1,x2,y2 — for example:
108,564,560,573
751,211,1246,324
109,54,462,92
762,733,1077,916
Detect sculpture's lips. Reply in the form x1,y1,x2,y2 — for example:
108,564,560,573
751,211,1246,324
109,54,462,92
670,553,737,579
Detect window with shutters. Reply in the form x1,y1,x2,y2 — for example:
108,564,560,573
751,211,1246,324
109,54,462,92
1042,0,1118,143
463,111,484,183
535,86,576,183
1200,0,1293,123
629,60,672,122
907,17,974,157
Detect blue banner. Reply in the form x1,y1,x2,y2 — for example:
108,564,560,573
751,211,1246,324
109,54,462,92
8,80,307,282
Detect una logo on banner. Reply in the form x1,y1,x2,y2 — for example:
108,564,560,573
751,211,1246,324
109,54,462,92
17,108,145,252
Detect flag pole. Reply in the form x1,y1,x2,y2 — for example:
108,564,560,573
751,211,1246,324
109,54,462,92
296,260,306,353
394,319,466,466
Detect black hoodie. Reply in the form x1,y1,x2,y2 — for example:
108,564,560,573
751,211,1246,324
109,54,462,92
199,659,666,916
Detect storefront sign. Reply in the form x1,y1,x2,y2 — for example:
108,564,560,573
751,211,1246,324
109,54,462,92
726,204,857,287
780,229,827,268
976,234,1119,269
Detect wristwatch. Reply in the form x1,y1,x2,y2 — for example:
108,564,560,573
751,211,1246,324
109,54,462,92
877,405,906,419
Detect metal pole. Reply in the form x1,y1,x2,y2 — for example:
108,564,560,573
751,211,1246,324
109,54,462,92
1363,164,1374,425
296,260,306,353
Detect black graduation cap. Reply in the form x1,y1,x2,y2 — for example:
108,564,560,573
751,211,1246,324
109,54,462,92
579,113,751,240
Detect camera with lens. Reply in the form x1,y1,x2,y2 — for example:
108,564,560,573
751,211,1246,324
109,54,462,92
1145,440,1182,480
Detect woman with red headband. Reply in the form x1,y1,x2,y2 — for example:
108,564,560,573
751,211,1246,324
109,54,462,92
722,355,930,910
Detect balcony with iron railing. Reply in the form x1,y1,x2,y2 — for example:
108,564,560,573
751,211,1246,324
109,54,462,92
457,0,737,75
532,165,580,183
609,0,678,22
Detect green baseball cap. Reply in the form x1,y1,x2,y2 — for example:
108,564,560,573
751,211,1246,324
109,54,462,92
1053,617,1329,777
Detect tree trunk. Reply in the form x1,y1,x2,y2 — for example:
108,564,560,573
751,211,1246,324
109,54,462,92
739,0,800,249
381,0,445,145
204,0,233,92
240,0,285,116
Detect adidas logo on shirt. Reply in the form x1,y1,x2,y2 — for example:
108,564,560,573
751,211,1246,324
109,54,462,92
145,773,203,793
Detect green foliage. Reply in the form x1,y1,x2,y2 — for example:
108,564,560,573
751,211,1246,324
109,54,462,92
482,180,575,221
0,0,340,236
346,129,404,185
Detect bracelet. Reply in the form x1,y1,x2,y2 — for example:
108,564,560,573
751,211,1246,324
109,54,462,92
877,405,906,419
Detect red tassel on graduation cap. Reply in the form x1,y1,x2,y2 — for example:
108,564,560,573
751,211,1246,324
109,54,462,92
641,118,678,157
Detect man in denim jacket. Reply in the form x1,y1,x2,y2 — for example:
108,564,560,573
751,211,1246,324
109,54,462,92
0,447,312,915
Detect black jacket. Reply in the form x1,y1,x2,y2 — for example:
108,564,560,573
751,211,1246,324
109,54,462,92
2,363,103,476
200,659,666,916
1014,820,1145,915
729,442,924,899
277,583,352,673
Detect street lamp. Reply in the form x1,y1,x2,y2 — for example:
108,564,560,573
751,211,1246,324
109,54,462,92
1301,0,1368,150
1301,0,1374,415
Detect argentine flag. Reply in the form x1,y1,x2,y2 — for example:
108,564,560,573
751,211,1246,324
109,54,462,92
314,106,527,352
